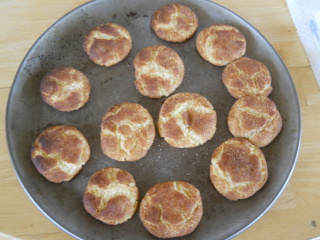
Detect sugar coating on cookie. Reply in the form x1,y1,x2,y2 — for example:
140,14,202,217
222,57,272,99
101,102,155,161
31,126,90,183
228,96,282,147
210,137,268,200
196,24,246,66
83,23,132,67
158,93,217,148
41,66,90,112
151,3,198,42
139,181,203,238
83,167,139,225
134,45,184,98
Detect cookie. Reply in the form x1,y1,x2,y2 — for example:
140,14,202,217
210,137,268,200
40,66,90,112
151,3,198,42
134,45,184,98
140,181,203,238
83,167,139,225
158,93,217,148
101,102,155,161
31,126,90,183
228,96,282,147
196,24,246,66
83,23,132,67
222,57,272,99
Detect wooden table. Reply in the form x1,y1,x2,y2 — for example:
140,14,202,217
1,0,319,239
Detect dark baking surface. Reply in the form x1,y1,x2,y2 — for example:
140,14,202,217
6,0,301,239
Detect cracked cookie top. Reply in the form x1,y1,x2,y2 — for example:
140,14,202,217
210,137,268,200
151,3,198,42
40,66,90,112
228,96,282,147
222,57,272,99
100,102,155,161
83,23,132,67
139,181,203,238
83,167,139,225
196,24,246,66
31,125,90,183
158,93,217,148
134,45,184,98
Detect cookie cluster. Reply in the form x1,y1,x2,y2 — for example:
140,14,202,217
31,2,282,239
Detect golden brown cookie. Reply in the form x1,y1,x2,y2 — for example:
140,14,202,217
139,181,203,238
40,66,90,112
134,45,184,98
222,57,272,99
31,126,90,183
151,3,198,42
158,93,217,148
228,96,282,147
101,102,155,161
83,167,139,225
196,24,246,66
83,23,132,67
210,137,268,200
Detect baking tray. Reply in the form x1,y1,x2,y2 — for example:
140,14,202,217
6,0,301,239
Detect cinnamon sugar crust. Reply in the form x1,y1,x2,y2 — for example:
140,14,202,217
196,24,246,66
41,66,90,112
210,137,268,200
134,45,184,98
83,167,139,225
228,96,282,147
158,93,217,148
151,3,198,42
83,23,132,67
101,102,155,161
222,57,272,99
139,181,203,238
31,126,90,183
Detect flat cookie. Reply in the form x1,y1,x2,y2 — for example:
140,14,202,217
41,66,90,112
83,23,132,67
228,96,282,147
196,24,246,66
158,93,217,148
151,3,198,42
83,167,139,225
140,181,203,238
31,126,90,183
101,102,155,161
210,137,268,200
222,57,272,99
134,45,184,98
